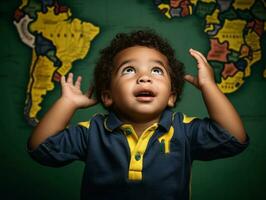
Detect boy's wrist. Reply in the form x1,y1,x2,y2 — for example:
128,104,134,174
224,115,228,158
200,81,218,92
58,96,80,111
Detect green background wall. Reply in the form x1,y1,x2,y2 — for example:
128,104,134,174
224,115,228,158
0,0,265,199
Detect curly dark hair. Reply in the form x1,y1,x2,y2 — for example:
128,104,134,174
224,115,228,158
94,29,185,108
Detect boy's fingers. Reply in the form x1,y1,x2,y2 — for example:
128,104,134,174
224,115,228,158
191,49,208,63
75,76,82,89
189,49,208,67
88,98,98,106
86,84,98,105
61,75,66,85
184,74,199,87
184,74,194,83
67,73,74,85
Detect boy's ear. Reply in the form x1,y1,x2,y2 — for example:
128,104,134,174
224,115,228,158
101,90,113,107
168,92,177,107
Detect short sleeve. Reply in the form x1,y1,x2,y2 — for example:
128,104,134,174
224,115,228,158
28,125,89,167
186,117,249,161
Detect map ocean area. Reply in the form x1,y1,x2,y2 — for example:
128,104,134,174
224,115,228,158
156,0,266,93
13,0,99,126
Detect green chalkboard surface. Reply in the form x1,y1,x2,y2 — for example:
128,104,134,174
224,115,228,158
0,0,265,199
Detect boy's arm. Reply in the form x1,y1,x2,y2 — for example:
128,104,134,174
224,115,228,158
28,73,97,150
185,49,247,143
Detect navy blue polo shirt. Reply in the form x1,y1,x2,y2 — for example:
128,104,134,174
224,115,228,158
29,109,249,200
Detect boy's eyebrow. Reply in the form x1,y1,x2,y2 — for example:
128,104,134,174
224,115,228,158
114,59,137,74
117,59,166,68
117,59,137,69
150,59,167,67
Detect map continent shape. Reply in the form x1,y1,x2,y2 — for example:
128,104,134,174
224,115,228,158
155,0,266,94
14,0,100,125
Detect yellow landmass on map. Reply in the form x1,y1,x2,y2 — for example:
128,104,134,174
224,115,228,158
26,51,57,118
204,8,220,32
19,0,28,9
232,0,255,10
30,7,99,76
244,50,261,77
242,29,261,78
215,18,262,92
26,6,99,121
215,19,246,51
218,49,261,93
205,9,220,25
158,4,171,19
189,0,197,6
217,71,244,93
245,29,261,51
204,24,214,32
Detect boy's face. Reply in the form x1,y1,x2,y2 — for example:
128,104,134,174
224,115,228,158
102,46,176,122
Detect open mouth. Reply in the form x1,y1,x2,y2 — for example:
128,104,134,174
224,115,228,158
134,90,156,102
135,91,155,97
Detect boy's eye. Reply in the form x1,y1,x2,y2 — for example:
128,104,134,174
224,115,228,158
122,66,135,74
151,67,164,75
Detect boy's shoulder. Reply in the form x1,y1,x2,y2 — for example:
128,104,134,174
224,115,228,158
171,111,198,125
77,113,108,128
180,113,198,124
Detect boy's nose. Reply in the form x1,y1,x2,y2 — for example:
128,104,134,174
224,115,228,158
137,75,152,84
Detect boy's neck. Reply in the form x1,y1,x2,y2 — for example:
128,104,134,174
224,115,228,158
116,111,161,137
128,120,158,137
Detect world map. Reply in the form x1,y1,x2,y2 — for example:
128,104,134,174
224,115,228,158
155,0,266,93
13,0,100,126
13,0,265,126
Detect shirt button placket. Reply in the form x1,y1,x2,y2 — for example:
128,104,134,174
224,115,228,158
125,128,131,135
135,152,142,161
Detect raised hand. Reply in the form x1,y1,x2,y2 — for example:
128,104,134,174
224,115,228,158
184,48,215,90
184,49,246,143
61,73,97,109
29,73,97,150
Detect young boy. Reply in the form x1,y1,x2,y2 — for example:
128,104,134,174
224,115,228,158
28,30,249,200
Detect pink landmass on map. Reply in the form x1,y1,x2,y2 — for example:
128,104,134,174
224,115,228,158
207,38,230,62
247,19,264,37
222,63,238,79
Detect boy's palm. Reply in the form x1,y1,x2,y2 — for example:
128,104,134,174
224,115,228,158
61,73,97,108
185,49,215,90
